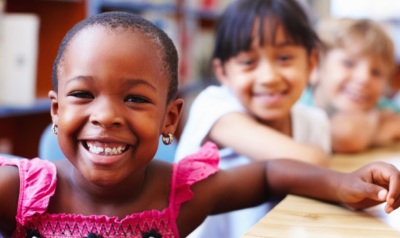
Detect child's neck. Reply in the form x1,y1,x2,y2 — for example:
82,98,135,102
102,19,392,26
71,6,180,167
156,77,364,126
259,114,292,137
48,160,170,219
314,90,338,117
68,163,147,205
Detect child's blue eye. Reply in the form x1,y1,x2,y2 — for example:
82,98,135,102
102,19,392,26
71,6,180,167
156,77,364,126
372,69,382,77
125,96,149,103
69,91,94,99
240,60,255,66
343,60,354,68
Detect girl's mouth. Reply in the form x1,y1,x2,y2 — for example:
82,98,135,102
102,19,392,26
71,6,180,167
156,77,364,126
81,140,131,155
343,88,369,103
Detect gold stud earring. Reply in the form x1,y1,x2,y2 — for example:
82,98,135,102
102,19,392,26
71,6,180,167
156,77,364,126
51,123,58,135
162,133,173,145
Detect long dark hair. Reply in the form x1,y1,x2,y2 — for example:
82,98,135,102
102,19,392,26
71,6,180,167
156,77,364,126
213,0,319,64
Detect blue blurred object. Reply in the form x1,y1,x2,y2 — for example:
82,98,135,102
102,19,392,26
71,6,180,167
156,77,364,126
39,124,177,163
0,153,22,159
154,136,177,163
39,124,65,161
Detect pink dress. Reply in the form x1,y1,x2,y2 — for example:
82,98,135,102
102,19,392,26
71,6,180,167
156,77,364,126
0,142,219,238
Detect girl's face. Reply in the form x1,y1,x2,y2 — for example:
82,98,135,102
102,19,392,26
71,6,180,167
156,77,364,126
214,25,316,123
49,26,182,186
315,47,389,112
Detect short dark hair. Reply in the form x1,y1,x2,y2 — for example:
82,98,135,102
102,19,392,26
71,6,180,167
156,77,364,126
52,11,178,103
213,0,319,64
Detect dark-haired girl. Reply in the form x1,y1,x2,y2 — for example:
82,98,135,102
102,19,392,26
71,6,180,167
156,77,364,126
175,0,335,237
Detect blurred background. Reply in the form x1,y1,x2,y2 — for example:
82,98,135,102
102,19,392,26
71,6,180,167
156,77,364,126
0,0,399,158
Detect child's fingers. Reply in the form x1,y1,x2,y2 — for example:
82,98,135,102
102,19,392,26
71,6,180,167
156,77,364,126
356,182,387,202
386,171,400,204
385,197,400,214
375,164,400,207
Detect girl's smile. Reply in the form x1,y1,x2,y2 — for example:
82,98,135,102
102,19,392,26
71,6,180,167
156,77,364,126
80,139,132,165
252,90,288,105
342,86,370,104
84,141,130,156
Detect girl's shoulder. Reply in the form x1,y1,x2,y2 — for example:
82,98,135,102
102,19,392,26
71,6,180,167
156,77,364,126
149,142,220,198
0,156,57,195
0,158,20,207
0,156,57,214
0,163,19,236
193,85,244,110
0,156,56,236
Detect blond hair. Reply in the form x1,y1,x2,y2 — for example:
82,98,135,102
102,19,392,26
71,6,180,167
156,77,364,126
316,18,396,76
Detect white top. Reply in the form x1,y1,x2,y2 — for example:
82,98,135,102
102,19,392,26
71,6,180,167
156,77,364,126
393,91,400,107
175,85,331,238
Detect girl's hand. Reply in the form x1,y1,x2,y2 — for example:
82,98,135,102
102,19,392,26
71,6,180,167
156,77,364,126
336,162,400,213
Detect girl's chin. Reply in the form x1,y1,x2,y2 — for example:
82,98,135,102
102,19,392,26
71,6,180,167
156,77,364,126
336,99,372,112
253,108,290,122
81,168,127,187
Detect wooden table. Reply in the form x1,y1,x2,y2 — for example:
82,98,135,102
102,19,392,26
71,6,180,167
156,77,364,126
242,143,400,238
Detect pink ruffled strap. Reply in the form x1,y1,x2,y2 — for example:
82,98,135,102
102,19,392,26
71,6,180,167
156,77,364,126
0,157,57,222
169,142,219,218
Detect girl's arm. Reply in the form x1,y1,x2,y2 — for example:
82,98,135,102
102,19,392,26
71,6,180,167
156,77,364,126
331,110,400,153
330,110,378,153
0,166,20,237
372,110,400,147
178,159,400,237
265,160,400,213
208,112,328,166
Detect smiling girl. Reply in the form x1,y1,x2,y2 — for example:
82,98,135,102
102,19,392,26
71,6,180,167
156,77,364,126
1,11,400,238
175,0,331,237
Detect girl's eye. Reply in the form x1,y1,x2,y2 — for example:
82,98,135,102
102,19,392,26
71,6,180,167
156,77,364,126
371,69,382,77
343,60,354,68
68,91,94,99
240,59,255,66
277,55,292,62
125,95,150,103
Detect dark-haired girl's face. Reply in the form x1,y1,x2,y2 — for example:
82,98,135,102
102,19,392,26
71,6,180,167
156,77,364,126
215,25,317,126
49,26,180,186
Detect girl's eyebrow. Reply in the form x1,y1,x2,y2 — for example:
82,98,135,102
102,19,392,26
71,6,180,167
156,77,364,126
65,76,157,92
65,75,93,85
123,78,157,92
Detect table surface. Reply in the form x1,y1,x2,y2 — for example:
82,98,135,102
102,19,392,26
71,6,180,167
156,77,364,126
242,143,400,238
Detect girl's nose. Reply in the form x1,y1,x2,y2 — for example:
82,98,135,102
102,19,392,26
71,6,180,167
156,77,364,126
353,62,372,85
89,98,124,128
256,61,280,85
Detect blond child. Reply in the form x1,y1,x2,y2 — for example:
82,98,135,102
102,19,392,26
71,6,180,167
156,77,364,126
306,18,400,153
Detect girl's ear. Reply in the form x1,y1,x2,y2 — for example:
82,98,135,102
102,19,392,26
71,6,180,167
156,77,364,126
308,49,320,87
162,98,184,136
212,58,229,86
48,90,59,126
309,66,320,87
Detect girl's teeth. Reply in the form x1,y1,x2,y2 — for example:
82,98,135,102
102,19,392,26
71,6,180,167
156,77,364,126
86,142,127,155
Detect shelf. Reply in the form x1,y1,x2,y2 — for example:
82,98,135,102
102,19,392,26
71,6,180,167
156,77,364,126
87,0,178,16
87,0,222,19
184,7,220,20
0,98,51,118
